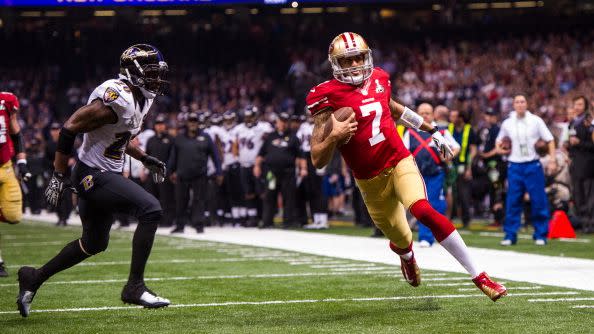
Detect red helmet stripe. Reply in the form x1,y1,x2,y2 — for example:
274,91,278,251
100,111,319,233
349,33,357,47
340,33,349,48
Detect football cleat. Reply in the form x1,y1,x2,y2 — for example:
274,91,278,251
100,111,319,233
121,282,170,308
0,262,8,277
16,266,42,317
400,255,421,287
472,272,507,302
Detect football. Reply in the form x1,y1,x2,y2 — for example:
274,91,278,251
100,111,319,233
500,136,512,154
322,107,355,145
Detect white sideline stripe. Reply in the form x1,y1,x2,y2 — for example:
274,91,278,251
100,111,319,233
428,282,507,287
289,261,350,266
0,291,580,315
458,286,542,291
528,297,594,303
0,271,399,287
572,305,594,309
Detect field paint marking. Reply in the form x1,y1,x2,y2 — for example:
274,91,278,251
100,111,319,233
528,297,594,303
0,271,400,288
0,292,580,315
572,305,594,309
5,257,284,269
401,277,469,282
310,264,382,269
0,291,579,315
289,261,350,266
330,267,393,272
428,282,507,287
458,286,542,291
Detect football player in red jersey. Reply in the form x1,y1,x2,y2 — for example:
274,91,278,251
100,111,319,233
0,92,31,277
307,32,506,301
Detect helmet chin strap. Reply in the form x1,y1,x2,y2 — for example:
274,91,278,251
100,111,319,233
139,86,156,99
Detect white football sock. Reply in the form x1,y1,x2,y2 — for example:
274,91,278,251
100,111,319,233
400,251,413,261
439,231,481,278
0,249,3,263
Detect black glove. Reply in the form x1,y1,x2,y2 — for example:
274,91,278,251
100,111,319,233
16,161,32,182
44,171,70,208
141,155,166,183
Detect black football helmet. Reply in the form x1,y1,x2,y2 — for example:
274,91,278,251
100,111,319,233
120,44,169,96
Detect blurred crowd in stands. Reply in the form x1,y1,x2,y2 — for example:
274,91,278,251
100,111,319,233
2,14,593,234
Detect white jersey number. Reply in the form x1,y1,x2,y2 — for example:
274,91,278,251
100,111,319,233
360,102,386,146
0,115,7,144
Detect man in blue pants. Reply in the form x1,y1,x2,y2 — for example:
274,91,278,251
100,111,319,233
403,103,460,247
496,95,556,246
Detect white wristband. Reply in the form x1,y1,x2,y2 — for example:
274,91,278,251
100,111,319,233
17,159,27,165
397,107,424,129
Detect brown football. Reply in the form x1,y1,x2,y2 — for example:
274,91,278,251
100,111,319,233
322,107,355,145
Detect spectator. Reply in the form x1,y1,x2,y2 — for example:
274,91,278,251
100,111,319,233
496,95,556,246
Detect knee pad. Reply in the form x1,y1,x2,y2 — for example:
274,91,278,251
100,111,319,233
81,236,109,255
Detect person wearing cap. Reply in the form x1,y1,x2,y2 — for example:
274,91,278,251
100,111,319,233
145,114,175,227
168,112,222,233
477,108,506,227
44,122,76,226
254,112,302,228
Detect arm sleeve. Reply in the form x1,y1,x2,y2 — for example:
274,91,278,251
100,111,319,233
306,84,334,116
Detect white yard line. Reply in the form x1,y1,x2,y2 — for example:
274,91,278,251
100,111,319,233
22,214,594,291
572,305,594,309
400,277,469,282
0,291,579,315
528,297,594,303
428,282,507,287
330,267,393,272
0,271,399,288
458,286,542,291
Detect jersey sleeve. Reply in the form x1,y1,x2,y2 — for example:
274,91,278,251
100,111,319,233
90,80,131,116
306,82,334,116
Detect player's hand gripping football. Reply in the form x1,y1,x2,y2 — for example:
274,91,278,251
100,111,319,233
44,171,71,208
330,113,357,145
431,131,454,160
141,155,166,183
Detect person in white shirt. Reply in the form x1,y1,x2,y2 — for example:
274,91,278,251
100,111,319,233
496,95,556,246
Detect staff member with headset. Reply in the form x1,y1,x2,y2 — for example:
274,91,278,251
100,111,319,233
254,112,302,228
448,109,477,228
496,95,555,246
168,112,222,233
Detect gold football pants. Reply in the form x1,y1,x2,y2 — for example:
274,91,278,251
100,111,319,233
0,160,22,224
355,156,427,249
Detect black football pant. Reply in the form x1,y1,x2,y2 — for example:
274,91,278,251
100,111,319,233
174,176,208,230
37,161,162,286
262,169,297,228
145,177,176,227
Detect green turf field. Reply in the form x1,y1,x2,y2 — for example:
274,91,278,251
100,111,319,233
1,222,593,333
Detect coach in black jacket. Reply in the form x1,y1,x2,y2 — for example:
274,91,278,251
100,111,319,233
168,112,222,233
145,115,175,227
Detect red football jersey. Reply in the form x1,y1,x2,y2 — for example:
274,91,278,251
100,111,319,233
0,92,19,165
306,68,410,179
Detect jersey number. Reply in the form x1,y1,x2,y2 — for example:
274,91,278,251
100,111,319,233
360,102,386,146
104,131,132,160
0,115,6,144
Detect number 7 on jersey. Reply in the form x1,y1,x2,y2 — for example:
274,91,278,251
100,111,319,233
360,102,386,146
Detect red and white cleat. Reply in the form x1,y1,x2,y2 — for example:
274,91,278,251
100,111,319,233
472,272,507,302
400,256,421,287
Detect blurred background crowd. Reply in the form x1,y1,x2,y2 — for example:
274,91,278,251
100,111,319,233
1,0,593,235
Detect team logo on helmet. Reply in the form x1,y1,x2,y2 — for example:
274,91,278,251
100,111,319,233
103,87,120,103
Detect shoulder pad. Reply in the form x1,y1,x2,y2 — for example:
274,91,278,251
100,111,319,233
306,81,335,116
93,79,134,114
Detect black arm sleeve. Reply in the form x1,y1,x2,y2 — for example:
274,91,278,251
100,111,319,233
10,132,25,154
